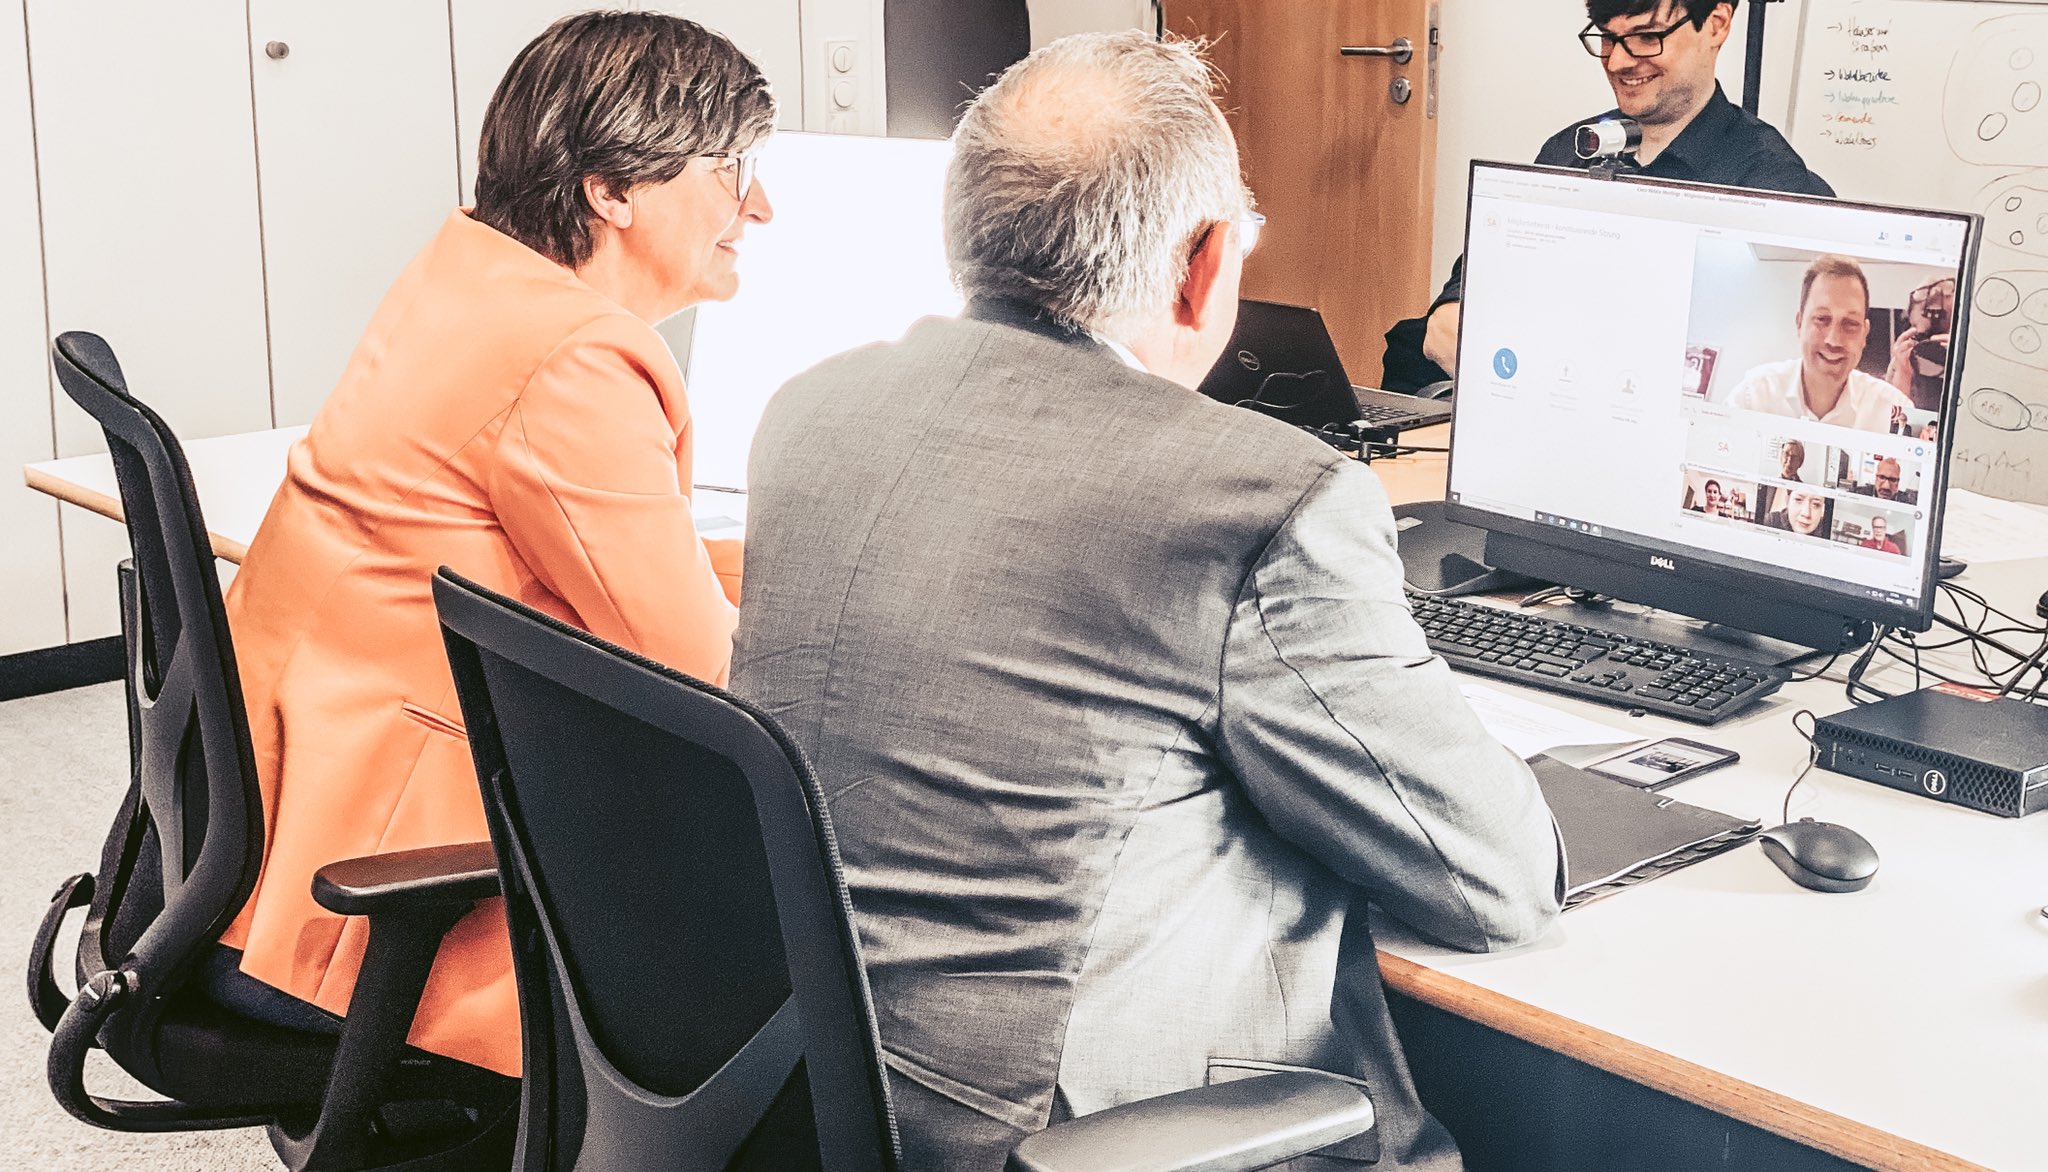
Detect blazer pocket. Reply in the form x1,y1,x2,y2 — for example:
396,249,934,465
1205,1058,1378,1166
399,701,468,741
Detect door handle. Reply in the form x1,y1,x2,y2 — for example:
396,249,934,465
1338,37,1412,65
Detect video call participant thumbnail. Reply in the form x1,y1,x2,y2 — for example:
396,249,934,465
1858,456,1918,504
1761,486,1833,537
1832,500,1914,557
1858,514,1904,555
1775,438,1807,483
1724,255,1917,434
1680,470,1757,522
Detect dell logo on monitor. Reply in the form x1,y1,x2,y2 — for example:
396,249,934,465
1650,555,1677,571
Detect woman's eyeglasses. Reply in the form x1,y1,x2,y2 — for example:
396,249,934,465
700,151,759,202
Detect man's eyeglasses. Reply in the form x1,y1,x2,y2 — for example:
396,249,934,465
1238,210,1267,259
1190,210,1268,264
700,151,759,202
1578,17,1693,59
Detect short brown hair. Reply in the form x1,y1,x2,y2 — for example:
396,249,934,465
1799,254,1870,316
473,12,777,268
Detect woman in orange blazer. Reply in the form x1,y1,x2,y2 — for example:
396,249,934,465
216,13,774,1077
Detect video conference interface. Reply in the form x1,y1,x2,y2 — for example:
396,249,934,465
1448,164,1972,610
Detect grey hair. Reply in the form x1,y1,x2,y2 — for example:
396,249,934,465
944,31,1247,337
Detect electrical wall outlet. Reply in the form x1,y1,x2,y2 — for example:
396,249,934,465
823,37,861,133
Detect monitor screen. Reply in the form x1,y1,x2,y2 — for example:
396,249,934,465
1447,162,1978,640
683,131,962,489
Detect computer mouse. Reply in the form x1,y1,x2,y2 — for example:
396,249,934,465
1756,819,1878,893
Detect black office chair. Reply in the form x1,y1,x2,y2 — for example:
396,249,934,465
431,566,1374,1172
26,331,517,1170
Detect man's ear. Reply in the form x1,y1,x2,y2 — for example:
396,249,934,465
584,175,633,230
1176,219,1234,332
1704,2,1734,47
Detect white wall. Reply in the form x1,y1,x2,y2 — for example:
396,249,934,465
1026,0,1153,49
0,0,64,655
1431,0,1804,292
1,0,871,651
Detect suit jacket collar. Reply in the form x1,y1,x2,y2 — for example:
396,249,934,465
965,296,1088,340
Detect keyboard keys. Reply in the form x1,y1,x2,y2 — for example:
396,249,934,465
1405,590,1788,724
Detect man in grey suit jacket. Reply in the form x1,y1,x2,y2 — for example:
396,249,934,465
733,31,1563,1171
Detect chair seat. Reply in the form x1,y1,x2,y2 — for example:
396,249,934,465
139,988,513,1116
145,991,339,1109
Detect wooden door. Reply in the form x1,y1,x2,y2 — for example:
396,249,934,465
1163,0,1440,388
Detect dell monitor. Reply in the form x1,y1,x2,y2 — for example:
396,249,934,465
1446,162,1980,654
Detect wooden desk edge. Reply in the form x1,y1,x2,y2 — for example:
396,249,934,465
25,465,249,564
1377,952,1988,1172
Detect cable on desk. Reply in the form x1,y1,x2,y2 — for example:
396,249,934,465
1844,629,1892,706
1786,649,1842,682
1515,585,1610,609
1781,708,1820,826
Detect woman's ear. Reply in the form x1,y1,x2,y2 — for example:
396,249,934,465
583,175,633,230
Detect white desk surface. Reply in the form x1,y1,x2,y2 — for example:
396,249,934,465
1379,555,2048,1172
23,425,746,564
25,425,2048,1167
26,426,309,563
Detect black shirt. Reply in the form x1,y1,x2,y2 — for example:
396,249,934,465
1432,85,1834,309
1380,86,1834,392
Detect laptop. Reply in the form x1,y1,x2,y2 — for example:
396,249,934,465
1197,300,1453,435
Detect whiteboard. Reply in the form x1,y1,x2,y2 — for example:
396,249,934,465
1788,0,2048,502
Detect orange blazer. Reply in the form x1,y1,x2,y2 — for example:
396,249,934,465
221,210,741,1076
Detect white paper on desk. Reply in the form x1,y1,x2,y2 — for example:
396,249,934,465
1457,682,1642,761
690,488,748,537
1940,488,2048,565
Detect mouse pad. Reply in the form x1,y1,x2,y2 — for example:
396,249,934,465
1529,755,1762,909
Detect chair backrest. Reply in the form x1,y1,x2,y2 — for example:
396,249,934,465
50,333,265,1009
432,568,899,1172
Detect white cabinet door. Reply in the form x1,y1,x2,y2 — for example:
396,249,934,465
451,1,806,203
28,0,272,641
249,1,462,426
0,0,64,655
449,2,601,202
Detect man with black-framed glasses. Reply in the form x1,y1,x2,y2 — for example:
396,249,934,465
1385,0,1831,390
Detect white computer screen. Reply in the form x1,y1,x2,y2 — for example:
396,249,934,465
1448,162,1975,615
683,131,962,489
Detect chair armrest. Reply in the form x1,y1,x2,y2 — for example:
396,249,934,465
1005,1071,1374,1172
276,841,504,1169
311,841,499,917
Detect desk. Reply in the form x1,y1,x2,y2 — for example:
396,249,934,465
26,426,307,564
1363,422,1450,504
1375,557,2048,1171
23,425,747,564
26,421,2043,1169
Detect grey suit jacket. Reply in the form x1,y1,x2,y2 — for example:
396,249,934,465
732,299,1562,1171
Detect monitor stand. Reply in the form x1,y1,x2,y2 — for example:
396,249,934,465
1534,594,1841,670
1394,501,1545,597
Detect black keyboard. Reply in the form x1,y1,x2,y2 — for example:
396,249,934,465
1406,592,1790,724
1356,401,1424,426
